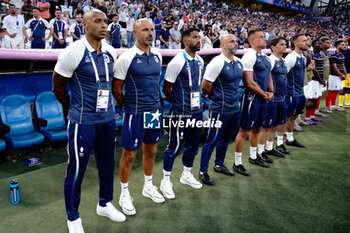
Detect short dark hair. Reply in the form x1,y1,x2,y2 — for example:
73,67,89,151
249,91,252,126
248,27,263,39
311,38,320,48
269,37,285,51
291,33,305,44
181,27,199,41
334,40,344,47
55,8,62,12
291,33,305,49
270,37,285,47
0,28,5,33
9,3,16,8
32,7,40,11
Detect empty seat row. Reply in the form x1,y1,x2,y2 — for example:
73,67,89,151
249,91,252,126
0,92,67,151
0,92,126,152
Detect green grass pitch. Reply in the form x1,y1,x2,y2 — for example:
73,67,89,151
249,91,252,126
0,110,349,233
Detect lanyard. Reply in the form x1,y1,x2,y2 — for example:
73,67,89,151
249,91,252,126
77,24,84,35
183,51,202,89
32,20,41,32
111,24,119,35
87,49,110,85
55,19,64,32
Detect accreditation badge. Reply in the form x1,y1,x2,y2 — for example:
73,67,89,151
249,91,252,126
190,91,200,111
58,32,63,39
96,88,109,112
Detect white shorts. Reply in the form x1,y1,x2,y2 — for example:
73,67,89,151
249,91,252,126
329,75,343,91
305,80,322,99
3,40,24,49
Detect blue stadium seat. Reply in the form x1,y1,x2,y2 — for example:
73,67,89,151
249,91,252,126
35,91,67,141
0,140,5,151
0,123,10,151
0,95,45,149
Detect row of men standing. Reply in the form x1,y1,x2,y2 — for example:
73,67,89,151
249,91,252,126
52,11,309,233
1,4,123,49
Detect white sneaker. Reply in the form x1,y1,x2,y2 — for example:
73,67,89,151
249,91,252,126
67,218,85,233
142,185,165,203
180,172,203,189
96,202,126,222
119,192,136,216
160,179,175,199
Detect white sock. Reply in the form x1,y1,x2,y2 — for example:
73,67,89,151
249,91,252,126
258,143,265,155
235,152,242,165
277,136,284,146
183,166,192,175
266,140,273,151
249,146,257,160
286,132,294,142
120,182,129,195
144,175,153,187
163,170,171,182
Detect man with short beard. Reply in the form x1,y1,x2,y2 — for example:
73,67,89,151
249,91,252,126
334,40,349,109
70,13,85,41
113,19,165,216
319,37,332,114
49,8,68,48
284,34,312,149
198,34,242,185
160,28,204,198
326,40,347,111
303,39,326,125
2,4,25,49
53,10,126,233
23,7,53,49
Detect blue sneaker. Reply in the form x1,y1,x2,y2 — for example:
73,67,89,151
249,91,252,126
305,120,318,125
311,118,324,122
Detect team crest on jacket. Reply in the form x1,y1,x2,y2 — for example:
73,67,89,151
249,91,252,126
154,55,159,63
85,56,91,63
136,58,143,64
226,65,230,70
103,54,110,63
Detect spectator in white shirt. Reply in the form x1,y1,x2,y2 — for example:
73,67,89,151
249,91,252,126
219,24,228,40
2,3,25,49
118,3,128,28
169,22,181,49
145,11,153,25
126,10,135,48
83,0,93,13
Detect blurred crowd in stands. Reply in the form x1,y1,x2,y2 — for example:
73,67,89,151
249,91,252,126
0,0,349,49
